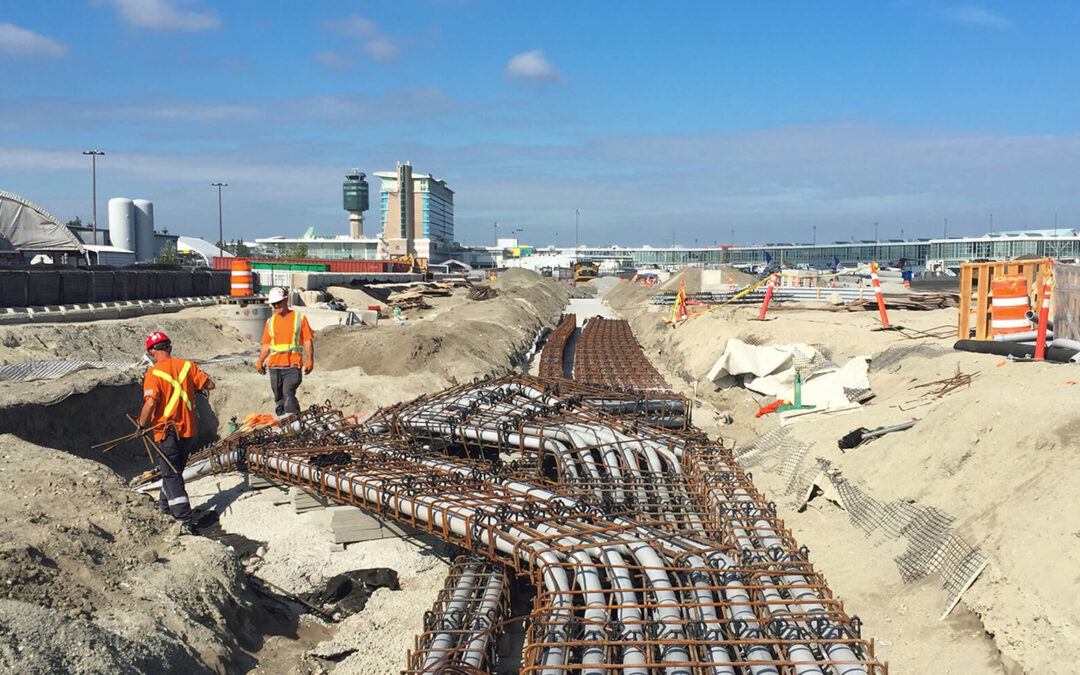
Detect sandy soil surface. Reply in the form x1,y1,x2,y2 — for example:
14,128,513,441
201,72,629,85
605,271,1079,673
0,269,568,674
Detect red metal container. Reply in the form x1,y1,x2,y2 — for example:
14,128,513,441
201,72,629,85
212,257,412,274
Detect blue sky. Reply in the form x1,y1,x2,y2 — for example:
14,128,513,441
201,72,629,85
1,1,1078,247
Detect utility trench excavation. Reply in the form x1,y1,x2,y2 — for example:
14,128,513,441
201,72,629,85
12,267,1072,674
129,318,886,674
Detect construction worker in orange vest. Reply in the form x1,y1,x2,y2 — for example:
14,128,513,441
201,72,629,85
137,331,215,535
256,287,314,418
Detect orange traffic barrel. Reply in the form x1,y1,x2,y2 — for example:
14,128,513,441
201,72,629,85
990,275,1030,335
230,259,254,297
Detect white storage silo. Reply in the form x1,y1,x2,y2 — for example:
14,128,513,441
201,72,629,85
108,198,135,253
133,199,155,261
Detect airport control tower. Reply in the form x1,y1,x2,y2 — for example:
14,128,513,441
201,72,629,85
343,169,370,238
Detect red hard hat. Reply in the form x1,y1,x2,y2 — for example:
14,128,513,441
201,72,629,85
145,332,170,350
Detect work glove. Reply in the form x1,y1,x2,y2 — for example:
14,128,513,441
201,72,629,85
256,363,266,375
137,425,153,439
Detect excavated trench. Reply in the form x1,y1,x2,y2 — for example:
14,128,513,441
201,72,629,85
0,381,220,479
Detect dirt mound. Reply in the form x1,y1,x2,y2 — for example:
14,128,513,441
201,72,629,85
0,435,272,673
318,270,568,383
0,306,251,365
659,267,701,294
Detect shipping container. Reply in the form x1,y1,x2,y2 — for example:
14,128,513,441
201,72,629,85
213,257,412,274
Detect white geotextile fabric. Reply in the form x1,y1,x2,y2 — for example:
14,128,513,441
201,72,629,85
705,338,870,409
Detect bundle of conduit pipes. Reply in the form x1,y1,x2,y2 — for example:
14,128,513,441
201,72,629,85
955,314,1080,363
134,377,886,674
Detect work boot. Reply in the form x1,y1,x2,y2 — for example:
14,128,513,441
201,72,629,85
179,521,198,536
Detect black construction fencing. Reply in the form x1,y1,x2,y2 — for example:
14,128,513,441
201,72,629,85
0,269,230,307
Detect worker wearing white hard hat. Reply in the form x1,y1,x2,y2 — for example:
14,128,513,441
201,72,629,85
256,287,314,417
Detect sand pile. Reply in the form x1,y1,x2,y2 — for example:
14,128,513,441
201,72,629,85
658,267,702,294
0,435,270,673
318,269,567,384
0,306,251,365
605,286,1080,672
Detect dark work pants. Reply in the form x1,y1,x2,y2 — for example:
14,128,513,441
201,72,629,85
269,366,302,417
156,431,194,523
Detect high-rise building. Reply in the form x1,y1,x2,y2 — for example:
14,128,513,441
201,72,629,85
374,162,454,261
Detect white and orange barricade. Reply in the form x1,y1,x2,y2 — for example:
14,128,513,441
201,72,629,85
990,275,1031,337
230,259,253,296
756,273,777,320
729,274,736,293
870,262,891,329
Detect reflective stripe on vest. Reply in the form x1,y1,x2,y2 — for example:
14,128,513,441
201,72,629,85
267,311,303,354
151,360,193,417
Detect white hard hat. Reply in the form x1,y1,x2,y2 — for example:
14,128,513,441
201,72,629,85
268,287,287,304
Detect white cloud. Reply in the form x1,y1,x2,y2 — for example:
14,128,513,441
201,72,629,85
321,15,401,63
118,102,262,122
364,37,400,63
99,0,221,32
938,6,1011,29
0,23,68,58
504,49,563,83
314,50,350,71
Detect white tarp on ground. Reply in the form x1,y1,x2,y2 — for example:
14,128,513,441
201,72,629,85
0,190,85,253
705,338,871,409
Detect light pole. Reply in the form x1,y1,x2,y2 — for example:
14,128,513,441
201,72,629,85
812,224,816,246
874,221,879,261
211,182,228,256
574,209,580,260
493,222,498,246
82,150,105,244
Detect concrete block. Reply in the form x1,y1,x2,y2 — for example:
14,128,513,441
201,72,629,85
116,302,142,319
322,504,419,543
0,308,31,325
58,308,97,323
329,543,346,552
87,303,120,320
249,474,283,490
290,487,328,513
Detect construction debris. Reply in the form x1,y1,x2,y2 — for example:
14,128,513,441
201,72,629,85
839,419,919,451
386,282,457,310
844,291,959,311
467,285,498,301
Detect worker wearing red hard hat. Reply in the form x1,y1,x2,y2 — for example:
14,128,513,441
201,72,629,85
137,331,215,535
256,287,314,418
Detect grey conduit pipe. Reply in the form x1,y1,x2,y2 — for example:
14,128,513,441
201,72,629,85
423,564,483,670
993,330,1050,342
568,549,609,671
711,486,866,675
459,568,506,668
598,547,649,674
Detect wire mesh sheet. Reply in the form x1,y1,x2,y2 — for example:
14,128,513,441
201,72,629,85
737,426,988,611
